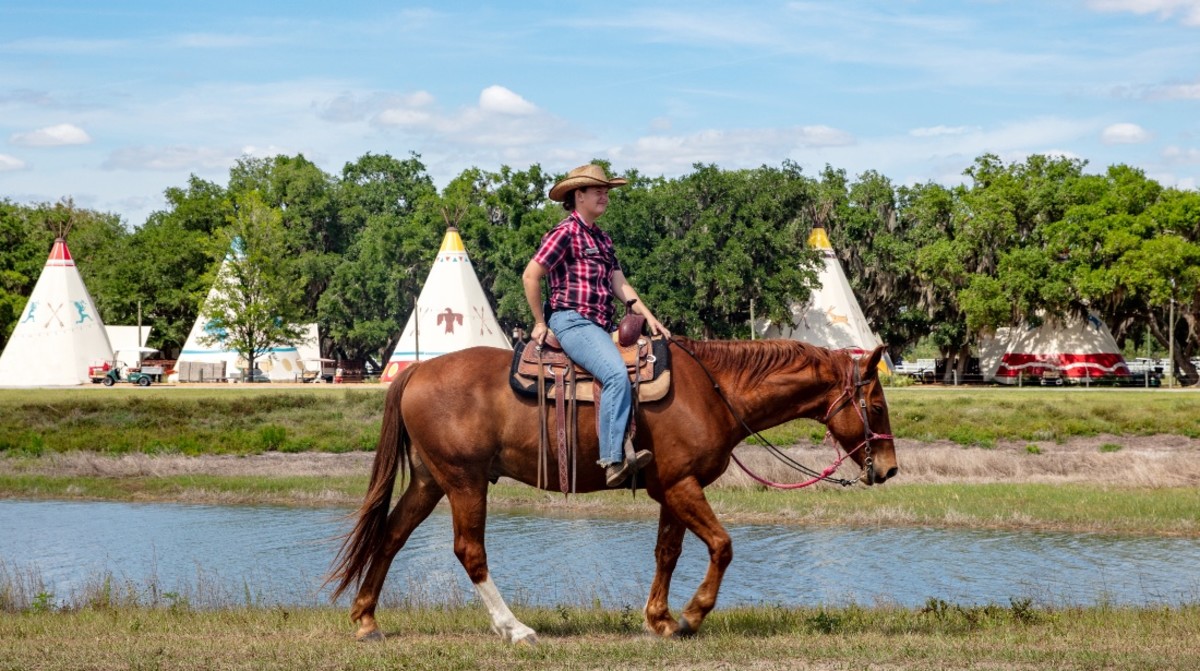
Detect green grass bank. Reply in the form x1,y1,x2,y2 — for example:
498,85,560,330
2,386,1198,457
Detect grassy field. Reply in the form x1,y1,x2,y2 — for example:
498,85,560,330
2,602,1198,670
1,385,1197,457
0,385,387,456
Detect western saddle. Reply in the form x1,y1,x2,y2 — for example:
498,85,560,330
509,310,670,494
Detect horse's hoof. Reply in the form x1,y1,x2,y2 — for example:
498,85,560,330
671,617,697,638
515,632,539,647
355,629,385,643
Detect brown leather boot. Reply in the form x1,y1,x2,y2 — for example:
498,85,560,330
604,450,654,487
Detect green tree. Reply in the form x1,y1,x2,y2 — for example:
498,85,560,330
317,153,437,364
453,164,557,333
227,154,342,318
200,193,306,380
1039,169,1200,383
86,176,229,356
607,163,815,339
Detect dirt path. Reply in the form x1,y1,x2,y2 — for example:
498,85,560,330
6,434,1199,487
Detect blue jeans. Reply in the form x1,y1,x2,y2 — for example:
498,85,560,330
547,310,630,466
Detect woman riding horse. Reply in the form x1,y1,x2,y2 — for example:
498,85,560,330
522,163,670,487
327,335,898,644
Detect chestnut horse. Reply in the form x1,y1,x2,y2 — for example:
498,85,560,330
327,337,898,644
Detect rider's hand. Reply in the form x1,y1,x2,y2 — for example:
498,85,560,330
646,316,671,340
530,322,549,347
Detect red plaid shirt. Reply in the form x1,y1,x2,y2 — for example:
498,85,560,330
532,212,622,330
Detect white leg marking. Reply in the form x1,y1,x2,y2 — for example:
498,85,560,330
474,576,537,644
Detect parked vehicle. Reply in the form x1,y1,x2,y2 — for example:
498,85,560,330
893,358,937,382
99,364,155,387
92,347,163,387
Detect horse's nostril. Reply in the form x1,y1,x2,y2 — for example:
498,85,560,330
884,466,898,481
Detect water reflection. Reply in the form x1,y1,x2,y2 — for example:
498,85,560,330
1,499,1197,609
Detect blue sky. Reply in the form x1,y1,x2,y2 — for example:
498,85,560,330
2,1,1199,228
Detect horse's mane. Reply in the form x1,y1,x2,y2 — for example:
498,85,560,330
678,337,841,385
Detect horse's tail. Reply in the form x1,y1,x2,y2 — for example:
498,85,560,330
326,363,419,599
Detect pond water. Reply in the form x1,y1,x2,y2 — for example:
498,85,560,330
2,499,1198,609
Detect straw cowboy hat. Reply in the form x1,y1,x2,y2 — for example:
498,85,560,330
548,164,628,201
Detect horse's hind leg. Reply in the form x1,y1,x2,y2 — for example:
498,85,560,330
644,506,687,637
446,482,538,645
660,477,732,637
351,463,445,642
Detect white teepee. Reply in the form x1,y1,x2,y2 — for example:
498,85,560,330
0,237,114,386
380,226,510,382
756,226,890,371
988,312,1131,384
174,246,304,382
105,325,154,369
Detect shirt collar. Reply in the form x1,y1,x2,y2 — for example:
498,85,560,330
571,210,596,228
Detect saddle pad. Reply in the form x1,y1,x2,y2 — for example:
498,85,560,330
509,338,671,403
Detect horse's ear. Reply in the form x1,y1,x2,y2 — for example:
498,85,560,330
863,346,886,380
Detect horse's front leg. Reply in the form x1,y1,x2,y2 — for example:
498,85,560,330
446,482,538,645
661,477,733,637
351,466,445,641
644,505,687,637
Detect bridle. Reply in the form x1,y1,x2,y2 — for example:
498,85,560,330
816,359,895,486
672,338,893,489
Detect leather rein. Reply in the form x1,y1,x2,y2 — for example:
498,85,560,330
671,338,893,489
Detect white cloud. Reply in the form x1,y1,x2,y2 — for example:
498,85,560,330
1085,0,1200,26
1162,145,1200,164
606,124,855,175
1144,80,1200,99
319,90,435,123
376,108,436,128
797,125,856,147
10,123,92,147
478,86,537,115
241,144,296,158
649,116,673,132
373,86,566,148
102,145,236,171
909,125,979,138
1101,122,1152,144
0,154,27,171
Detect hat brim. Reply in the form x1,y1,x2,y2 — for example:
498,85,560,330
548,175,628,202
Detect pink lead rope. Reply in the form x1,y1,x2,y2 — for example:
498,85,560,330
729,361,894,490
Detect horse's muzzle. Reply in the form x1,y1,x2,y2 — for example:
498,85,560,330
860,463,898,485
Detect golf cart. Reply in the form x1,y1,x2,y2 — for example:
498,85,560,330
92,347,163,387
